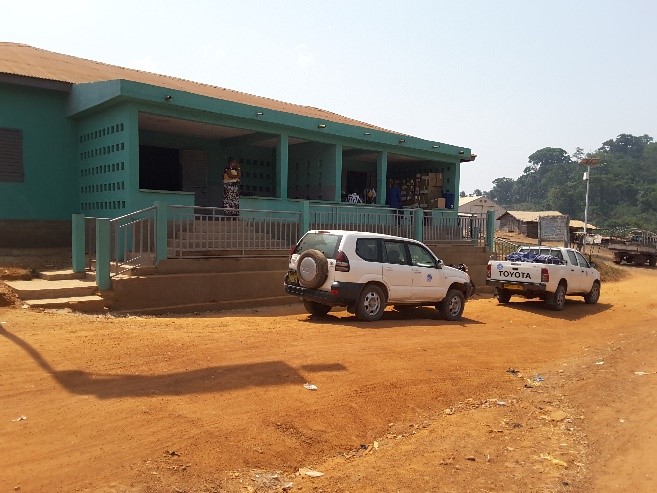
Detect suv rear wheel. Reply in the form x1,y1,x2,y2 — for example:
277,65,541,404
297,249,329,289
303,300,332,316
355,284,386,321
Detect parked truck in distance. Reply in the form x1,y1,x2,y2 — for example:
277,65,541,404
487,246,601,311
607,229,657,267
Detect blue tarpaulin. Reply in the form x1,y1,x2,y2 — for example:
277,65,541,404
506,252,564,265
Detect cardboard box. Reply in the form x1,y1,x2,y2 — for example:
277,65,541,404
437,197,446,208
429,173,444,187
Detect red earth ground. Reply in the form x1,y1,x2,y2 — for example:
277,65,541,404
1,254,656,492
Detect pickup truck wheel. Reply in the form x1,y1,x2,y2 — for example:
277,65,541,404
546,283,566,311
303,300,332,316
297,249,328,289
583,281,601,304
439,289,465,321
496,288,512,303
355,284,386,322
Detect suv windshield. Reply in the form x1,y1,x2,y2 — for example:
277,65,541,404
296,233,342,259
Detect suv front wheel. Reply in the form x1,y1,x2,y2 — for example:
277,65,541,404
438,288,465,321
355,284,386,321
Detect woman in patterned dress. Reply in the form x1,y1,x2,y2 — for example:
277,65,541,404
223,157,241,216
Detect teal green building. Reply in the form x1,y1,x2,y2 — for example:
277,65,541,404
0,42,475,247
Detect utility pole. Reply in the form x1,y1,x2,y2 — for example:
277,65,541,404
579,158,601,252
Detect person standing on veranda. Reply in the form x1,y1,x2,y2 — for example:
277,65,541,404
223,157,241,216
386,179,403,224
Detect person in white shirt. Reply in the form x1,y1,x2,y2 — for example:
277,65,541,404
347,190,363,203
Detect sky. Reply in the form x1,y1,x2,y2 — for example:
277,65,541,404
4,0,656,193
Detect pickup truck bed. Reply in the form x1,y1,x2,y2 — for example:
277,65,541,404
486,246,601,311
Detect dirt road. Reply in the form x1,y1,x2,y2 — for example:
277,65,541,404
1,267,656,492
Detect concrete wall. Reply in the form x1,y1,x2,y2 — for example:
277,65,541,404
0,220,71,247
459,197,505,230
288,141,339,201
77,105,135,217
539,215,569,242
0,83,78,220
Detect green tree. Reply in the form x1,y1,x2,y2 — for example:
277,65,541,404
599,134,653,159
489,177,515,206
485,135,657,231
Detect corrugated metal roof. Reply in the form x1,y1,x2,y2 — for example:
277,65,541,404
0,42,389,131
569,219,597,229
458,196,481,206
503,210,564,222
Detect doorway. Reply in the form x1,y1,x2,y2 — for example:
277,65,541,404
345,171,367,202
139,145,181,191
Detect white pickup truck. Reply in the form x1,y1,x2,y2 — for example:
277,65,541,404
486,246,601,311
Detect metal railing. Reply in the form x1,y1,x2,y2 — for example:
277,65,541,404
167,205,301,258
83,204,492,281
491,237,523,260
109,206,157,276
309,204,414,239
422,212,488,246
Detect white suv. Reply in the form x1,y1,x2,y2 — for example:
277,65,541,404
284,230,474,321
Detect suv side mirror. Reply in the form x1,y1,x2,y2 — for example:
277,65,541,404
436,259,444,269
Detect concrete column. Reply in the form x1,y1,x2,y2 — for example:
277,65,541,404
300,200,311,238
71,214,85,273
277,134,289,199
413,207,424,242
377,151,388,205
155,202,168,263
333,144,343,202
487,209,496,251
95,218,111,291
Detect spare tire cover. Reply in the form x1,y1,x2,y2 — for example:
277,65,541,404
297,249,329,289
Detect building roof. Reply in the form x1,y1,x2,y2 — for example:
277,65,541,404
458,196,481,206
568,219,597,230
500,210,564,222
458,195,504,207
0,42,388,131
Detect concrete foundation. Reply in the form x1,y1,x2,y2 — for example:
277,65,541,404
0,220,71,248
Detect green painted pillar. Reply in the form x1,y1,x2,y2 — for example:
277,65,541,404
155,202,168,263
413,207,423,242
472,225,480,245
300,200,311,237
71,214,85,273
487,210,495,251
333,144,343,202
95,218,111,291
377,151,388,205
277,133,289,199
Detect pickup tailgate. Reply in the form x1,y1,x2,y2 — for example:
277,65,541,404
487,261,547,290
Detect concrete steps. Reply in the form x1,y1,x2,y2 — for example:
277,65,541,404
23,295,107,313
4,270,107,312
109,269,291,314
